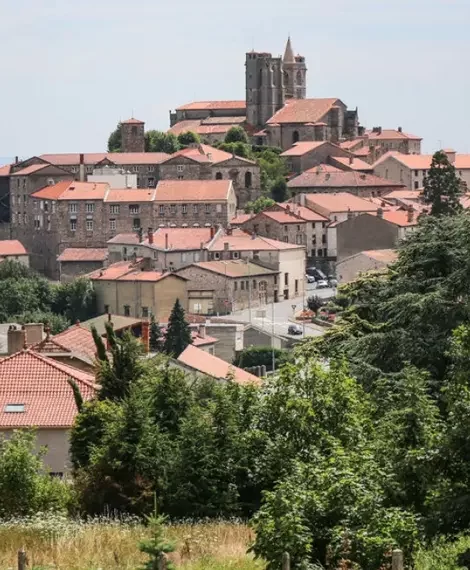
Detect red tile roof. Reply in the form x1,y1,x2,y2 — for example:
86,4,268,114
288,170,405,189
10,164,51,176
330,156,373,171
376,152,470,170
39,153,169,166
0,240,27,256
383,189,422,201
40,153,107,166
340,138,366,151
258,210,306,224
305,192,380,214
230,213,254,226
121,118,144,124
280,141,331,157
31,180,72,200
367,129,421,141
57,248,108,262
361,249,399,263
164,144,255,165
277,203,328,222
186,260,278,278
177,344,260,385
191,333,218,347
209,229,303,251
353,147,371,157
155,180,232,202
31,336,73,355
33,181,109,201
88,260,187,283
108,228,214,250
0,164,12,176
168,120,204,136
267,98,341,125
380,210,418,227
105,189,156,202
0,350,96,428
53,324,97,362
304,163,343,174
176,101,246,111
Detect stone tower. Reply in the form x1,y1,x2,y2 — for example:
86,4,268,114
121,118,145,153
245,52,284,128
282,37,307,100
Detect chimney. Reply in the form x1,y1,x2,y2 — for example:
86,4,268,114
349,156,353,165
23,323,44,345
407,206,414,223
165,232,169,250
286,204,290,213
15,156,19,164
224,242,230,251
377,207,383,218
148,227,154,244
378,127,382,135
207,153,213,162
141,320,150,353
398,126,403,133
347,208,353,220
198,323,206,339
7,325,26,355
210,226,215,240
79,153,85,182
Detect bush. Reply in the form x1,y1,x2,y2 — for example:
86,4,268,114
233,347,292,371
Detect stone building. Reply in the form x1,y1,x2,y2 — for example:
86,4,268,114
159,144,260,208
280,141,351,174
336,249,398,283
176,259,279,314
0,240,29,266
57,248,108,282
120,118,145,153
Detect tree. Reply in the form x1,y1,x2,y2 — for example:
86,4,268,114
177,131,200,147
108,122,122,152
307,295,323,315
145,130,180,154
245,196,276,214
163,299,192,357
270,177,289,203
149,315,164,352
53,278,97,323
219,141,252,158
139,504,175,570
225,126,249,144
233,347,292,370
423,150,463,216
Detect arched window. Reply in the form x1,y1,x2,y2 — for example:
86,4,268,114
284,71,289,85
245,171,252,188
293,130,300,144
296,70,302,85
215,172,223,180
258,69,263,87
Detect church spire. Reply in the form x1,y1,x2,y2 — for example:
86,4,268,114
283,36,295,64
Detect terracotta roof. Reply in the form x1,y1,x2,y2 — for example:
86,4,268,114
377,152,470,170
230,213,254,225
121,118,144,124
31,180,72,200
0,164,12,176
88,259,187,283
384,189,422,201
185,260,278,278
80,315,142,337
330,156,373,171
0,350,96,428
53,324,97,361
168,120,204,136
267,98,341,125
191,333,218,347
10,164,51,176
353,147,371,157
288,170,404,189
367,129,421,141
57,248,108,262
109,228,213,250
155,180,232,202
177,344,260,385
39,153,169,166
258,210,306,224
31,336,73,355
304,163,342,174
105,188,156,202
362,249,399,263
0,240,27,256
40,153,107,166
340,139,366,151
280,141,331,157
277,203,328,222
202,116,246,125
380,210,418,227
305,192,380,215
209,229,303,251
164,143,255,165
33,181,110,201
176,101,246,111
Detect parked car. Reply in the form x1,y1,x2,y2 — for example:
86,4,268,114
316,279,329,288
306,267,327,281
288,324,303,335
305,274,316,283
328,277,338,288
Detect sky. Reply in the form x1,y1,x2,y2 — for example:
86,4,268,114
1,0,469,162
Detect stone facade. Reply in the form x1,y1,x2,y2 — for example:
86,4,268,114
121,119,145,153
281,142,351,174
336,250,398,283
59,260,106,282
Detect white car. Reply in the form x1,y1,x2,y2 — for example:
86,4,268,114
305,274,315,283
316,279,329,289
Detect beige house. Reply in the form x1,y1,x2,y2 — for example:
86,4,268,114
296,192,380,224
367,128,422,154
0,348,96,474
176,259,279,314
337,249,398,283
373,149,470,190
88,259,188,321
0,240,29,266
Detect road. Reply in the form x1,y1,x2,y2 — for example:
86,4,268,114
230,283,336,339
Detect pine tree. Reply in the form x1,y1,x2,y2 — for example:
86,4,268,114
149,315,164,353
139,497,175,570
423,150,463,216
270,177,289,203
163,299,192,357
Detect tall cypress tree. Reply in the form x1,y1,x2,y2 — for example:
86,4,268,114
423,150,463,216
149,315,164,352
163,299,192,357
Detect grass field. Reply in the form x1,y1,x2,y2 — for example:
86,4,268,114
0,515,265,570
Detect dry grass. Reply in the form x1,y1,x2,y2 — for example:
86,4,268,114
0,515,264,570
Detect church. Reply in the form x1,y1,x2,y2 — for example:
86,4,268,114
169,38,359,150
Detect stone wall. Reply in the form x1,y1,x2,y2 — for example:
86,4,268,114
59,260,105,282
335,214,399,260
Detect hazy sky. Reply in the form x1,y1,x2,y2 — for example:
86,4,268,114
1,0,469,161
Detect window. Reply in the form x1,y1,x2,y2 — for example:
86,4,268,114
322,234,326,244
216,204,222,213
109,218,116,230
148,166,155,172
292,130,300,143
133,166,138,172
284,225,288,232
104,305,109,314
181,252,188,263
241,281,245,290
205,204,211,214
414,181,419,189
44,202,49,213
297,225,301,231
295,279,299,294
133,218,141,230
178,175,184,180
142,307,149,318
234,281,238,291
193,204,198,214
159,205,165,215
296,235,302,244
85,203,94,214
86,220,93,232
129,205,140,215
245,171,252,188
131,125,137,135
232,251,240,259
110,204,120,214
274,275,278,285
317,248,323,257
124,305,130,316
312,235,317,245
70,219,77,232
283,236,288,242
253,280,257,290
34,215,41,229
69,203,78,214
246,280,249,289
4,404,25,413
148,177,155,187
182,204,187,214
322,222,327,228
52,201,56,213
177,165,184,173
170,204,176,214
215,172,223,180
414,170,419,176
284,273,289,286
213,252,220,260
22,178,26,189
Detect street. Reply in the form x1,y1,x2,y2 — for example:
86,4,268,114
230,283,336,339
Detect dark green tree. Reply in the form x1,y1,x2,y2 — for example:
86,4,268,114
107,122,122,152
139,503,175,570
145,130,180,154
177,131,200,147
224,126,249,144
270,177,289,203
423,150,463,216
233,347,292,370
245,196,276,214
149,315,164,352
163,299,192,357
53,278,97,323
